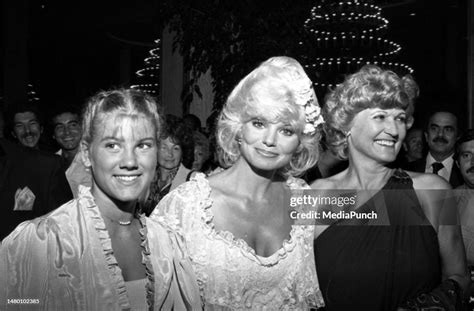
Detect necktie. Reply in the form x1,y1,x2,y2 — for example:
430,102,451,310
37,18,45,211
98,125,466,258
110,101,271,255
432,162,444,175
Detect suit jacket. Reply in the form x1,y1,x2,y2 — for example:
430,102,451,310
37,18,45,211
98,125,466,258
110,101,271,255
406,156,463,188
0,138,73,239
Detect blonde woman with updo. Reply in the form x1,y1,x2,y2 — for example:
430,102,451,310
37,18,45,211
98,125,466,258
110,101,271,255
151,56,325,310
1,89,200,310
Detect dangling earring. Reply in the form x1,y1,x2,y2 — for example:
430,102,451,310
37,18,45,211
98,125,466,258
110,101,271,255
236,135,242,145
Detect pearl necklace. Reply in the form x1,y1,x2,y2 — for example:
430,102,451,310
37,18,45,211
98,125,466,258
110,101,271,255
101,214,134,226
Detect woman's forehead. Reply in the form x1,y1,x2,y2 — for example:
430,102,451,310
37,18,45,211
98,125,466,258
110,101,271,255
160,136,180,146
95,113,155,138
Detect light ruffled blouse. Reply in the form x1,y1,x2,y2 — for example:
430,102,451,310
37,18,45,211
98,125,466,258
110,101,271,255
0,186,201,310
151,173,325,310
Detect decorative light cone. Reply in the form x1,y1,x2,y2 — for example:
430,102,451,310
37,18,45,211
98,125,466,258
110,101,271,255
131,38,161,96
300,0,413,92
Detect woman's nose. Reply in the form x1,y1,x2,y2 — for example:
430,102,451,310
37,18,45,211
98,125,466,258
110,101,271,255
262,128,277,147
120,148,138,169
384,119,399,138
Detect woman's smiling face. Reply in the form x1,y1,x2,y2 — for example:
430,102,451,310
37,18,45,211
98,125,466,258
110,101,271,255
239,116,300,172
348,108,408,164
84,113,158,204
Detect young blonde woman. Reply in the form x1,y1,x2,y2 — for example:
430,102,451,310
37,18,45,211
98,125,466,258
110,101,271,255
1,89,200,310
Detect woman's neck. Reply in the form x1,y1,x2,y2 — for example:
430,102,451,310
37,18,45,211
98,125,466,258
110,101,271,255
159,165,179,181
345,153,393,189
223,158,282,200
92,185,136,220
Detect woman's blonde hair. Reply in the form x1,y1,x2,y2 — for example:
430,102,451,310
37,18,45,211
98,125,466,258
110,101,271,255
81,88,162,145
323,65,418,159
216,56,322,177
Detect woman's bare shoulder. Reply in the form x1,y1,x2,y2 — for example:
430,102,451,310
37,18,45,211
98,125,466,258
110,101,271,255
405,170,452,190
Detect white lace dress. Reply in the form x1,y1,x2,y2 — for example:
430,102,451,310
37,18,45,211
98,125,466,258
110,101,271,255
151,173,324,310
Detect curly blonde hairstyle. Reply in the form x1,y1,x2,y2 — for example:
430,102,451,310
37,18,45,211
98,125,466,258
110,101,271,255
216,56,322,177
323,65,418,160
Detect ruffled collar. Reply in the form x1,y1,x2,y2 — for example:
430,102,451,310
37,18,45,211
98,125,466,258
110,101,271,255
77,185,155,309
191,173,311,267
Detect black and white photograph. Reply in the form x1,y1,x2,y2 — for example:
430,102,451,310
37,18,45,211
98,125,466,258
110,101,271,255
1,0,473,310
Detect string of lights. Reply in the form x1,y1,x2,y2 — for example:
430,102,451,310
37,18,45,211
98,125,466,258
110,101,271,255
27,84,40,102
301,0,414,91
131,38,161,95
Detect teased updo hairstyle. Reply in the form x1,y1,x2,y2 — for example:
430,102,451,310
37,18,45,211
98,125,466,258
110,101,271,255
323,65,419,159
81,88,162,146
216,56,322,177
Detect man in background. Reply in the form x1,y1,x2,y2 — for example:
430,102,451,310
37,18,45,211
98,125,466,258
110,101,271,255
51,107,82,168
402,128,424,163
408,111,463,187
454,130,474,268
8,103,43,150
0,110,72,239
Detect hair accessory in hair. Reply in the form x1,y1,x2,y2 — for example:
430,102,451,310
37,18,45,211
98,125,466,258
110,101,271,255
294,81,324,135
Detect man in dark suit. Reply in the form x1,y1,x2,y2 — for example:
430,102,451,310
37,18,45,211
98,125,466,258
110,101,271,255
407,111,463,187
0,137,73,239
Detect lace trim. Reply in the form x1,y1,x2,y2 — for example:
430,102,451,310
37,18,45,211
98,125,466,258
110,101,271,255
190,173,312,267
78,186,153,310
138,215,155,310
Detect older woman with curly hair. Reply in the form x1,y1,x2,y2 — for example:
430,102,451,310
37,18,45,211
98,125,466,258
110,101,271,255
143,116,195,215
312,65,469,310
151,56,325,310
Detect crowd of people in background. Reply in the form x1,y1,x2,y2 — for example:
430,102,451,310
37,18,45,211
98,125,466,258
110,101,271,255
0,57,473,310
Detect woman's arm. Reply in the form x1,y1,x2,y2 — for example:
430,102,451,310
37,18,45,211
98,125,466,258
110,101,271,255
414,173,470,294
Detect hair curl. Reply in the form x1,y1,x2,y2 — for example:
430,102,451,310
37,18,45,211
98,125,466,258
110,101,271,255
216,56,322,177
323,65,418,159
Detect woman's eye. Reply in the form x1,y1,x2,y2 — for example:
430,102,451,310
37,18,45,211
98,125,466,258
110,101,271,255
138,143,152,150
396,116,407,123
252,119,265,128
281,128,295,136
106,143,119,149
374,114,385,120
